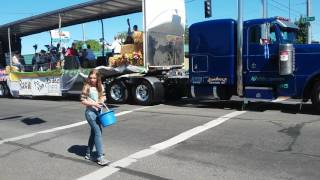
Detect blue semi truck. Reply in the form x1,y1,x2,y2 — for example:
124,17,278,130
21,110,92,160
189,17,320,110
1,0,319,110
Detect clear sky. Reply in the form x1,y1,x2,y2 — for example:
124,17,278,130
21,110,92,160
0,0,319,55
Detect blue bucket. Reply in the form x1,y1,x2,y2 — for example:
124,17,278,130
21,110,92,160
98,109,116,127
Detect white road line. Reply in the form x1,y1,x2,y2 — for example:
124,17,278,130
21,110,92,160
77,110,247,180
0,106,151,145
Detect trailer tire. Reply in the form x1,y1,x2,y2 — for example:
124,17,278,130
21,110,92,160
106,80,128,104
311,81,320,111
132,80,154,105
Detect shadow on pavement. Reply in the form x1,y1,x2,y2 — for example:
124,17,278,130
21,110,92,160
165,98,320,116
21,117,46,125
68,145,87,157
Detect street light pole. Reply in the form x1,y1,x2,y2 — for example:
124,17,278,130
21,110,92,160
262,0,268,18
289,0,291,20
307,0,312,44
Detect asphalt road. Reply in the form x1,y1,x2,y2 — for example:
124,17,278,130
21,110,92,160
0,96,319,180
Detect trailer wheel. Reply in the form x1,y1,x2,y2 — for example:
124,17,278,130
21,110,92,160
106,80,128,104
132,80,154,105
0,82,9,97
311,81,320,111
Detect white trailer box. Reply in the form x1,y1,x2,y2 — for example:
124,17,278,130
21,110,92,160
144,0,185,68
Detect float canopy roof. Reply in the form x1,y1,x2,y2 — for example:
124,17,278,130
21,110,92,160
0,0,142,39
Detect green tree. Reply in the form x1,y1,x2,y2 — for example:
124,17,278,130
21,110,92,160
75,39,101,51
85,39,101,51
294,16,308,44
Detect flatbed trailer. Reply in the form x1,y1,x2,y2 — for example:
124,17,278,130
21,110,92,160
0,0,189,105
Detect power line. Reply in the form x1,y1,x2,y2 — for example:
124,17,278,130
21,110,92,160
268,2,304,20
270,0,304,15
268,3,290,14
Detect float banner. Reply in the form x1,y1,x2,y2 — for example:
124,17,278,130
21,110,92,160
8,71,62,96
18,76,61,96
9,71,62,81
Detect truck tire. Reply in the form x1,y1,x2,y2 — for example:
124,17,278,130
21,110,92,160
132,80,154,105
0,82,9,97
106,80,128,104
217,86,232,100
311,81,320,111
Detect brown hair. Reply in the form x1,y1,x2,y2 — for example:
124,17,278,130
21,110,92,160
81,69,104,101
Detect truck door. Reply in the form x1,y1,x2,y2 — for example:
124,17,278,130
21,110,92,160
245,23,279,74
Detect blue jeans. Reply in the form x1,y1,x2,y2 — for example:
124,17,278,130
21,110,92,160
85,108,104,158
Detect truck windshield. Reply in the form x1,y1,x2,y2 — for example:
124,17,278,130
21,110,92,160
279,27,297,43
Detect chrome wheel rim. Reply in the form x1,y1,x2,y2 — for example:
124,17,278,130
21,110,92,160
136,84,149,102
110,84,122,101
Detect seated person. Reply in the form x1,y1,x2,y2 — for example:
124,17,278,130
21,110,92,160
32,53,40,71
36,50,50,71
65,42,78,56
12,52,24,71
84,44,96,68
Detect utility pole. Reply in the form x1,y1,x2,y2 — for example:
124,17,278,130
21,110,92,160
262,0,268,18
307,0,311,44
237,0,243,96
289,0,291,20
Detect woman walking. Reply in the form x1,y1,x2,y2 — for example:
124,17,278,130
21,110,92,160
80,69,109,166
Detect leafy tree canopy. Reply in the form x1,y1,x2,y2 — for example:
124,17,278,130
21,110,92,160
294,16,308,44
75,39,101,51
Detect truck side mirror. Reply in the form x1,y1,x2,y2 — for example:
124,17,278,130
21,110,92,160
260,23,271,45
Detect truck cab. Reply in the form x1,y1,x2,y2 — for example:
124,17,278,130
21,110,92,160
189,17,320,109
243,17,320,106
243,17,299,97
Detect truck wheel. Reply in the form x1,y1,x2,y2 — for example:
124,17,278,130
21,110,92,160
0,82,9,97
132,80,154,105
106,80,128,104
311,81,320,111
217,86,232,100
